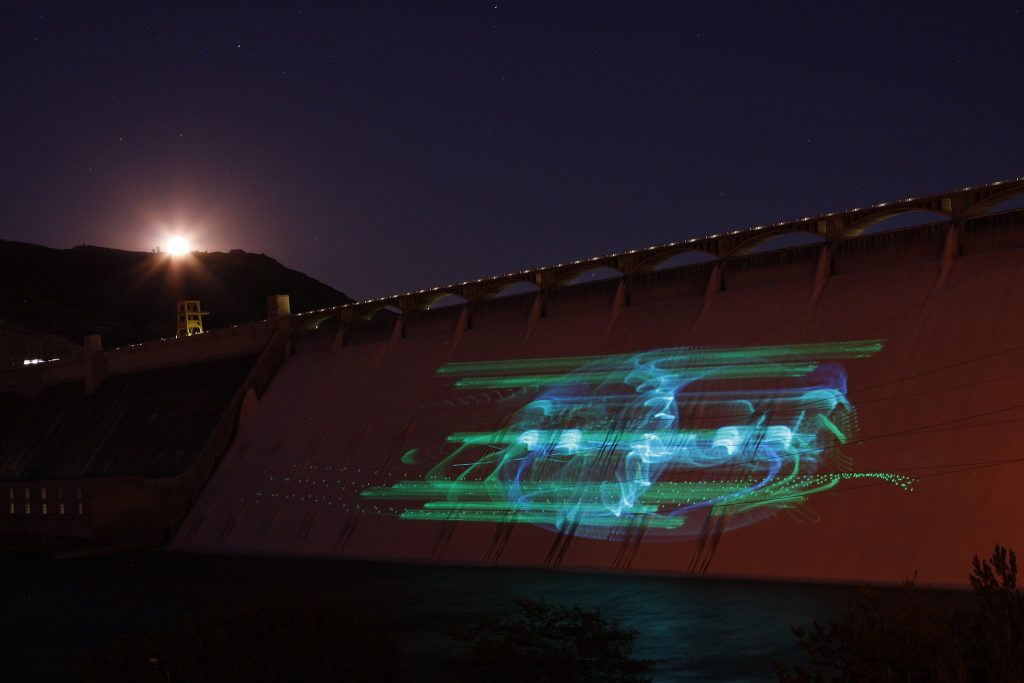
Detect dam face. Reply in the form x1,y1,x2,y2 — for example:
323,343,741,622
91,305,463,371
174,209,1024,586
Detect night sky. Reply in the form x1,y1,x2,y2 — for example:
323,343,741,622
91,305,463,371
2,2,1022,301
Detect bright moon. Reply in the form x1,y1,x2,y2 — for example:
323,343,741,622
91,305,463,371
166,236,191,256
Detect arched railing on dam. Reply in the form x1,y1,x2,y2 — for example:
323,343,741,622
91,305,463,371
294,176,1024,332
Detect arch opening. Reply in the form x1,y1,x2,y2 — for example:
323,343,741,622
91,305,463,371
975,189,1024,215
295,314,331,332
559,265,623,286
647,249,717,271
843,209,949,238
365,305,403,321
741,230,826,255
426,293,469,309
315,316,344,332
492,280,541,298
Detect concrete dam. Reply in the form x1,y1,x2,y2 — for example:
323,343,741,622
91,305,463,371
5,179,1024,586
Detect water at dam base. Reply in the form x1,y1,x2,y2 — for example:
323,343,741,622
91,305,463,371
0,551,873,682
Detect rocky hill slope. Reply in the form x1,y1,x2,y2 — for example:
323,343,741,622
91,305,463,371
0,241,351,364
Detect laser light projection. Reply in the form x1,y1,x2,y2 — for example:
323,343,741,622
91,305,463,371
361,340,912,541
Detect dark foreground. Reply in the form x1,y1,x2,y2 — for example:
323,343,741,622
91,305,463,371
0,551,936,681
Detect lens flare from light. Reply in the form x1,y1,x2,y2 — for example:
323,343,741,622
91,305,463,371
166,236,191,256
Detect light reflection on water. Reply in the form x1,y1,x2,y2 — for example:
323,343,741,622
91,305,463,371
368,565,847,682
0,552,850,682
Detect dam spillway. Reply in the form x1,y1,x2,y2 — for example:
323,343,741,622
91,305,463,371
171,195,1024,587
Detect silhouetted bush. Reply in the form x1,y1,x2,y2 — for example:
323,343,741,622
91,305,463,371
82,592,405,682
774,578,967,682
963,545,1024,681
445,597,651,682
777,545,1024,683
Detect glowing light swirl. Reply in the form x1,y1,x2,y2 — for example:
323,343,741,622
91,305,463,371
361,341,913,541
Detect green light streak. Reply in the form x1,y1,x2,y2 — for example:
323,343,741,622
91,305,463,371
454,362,819,388
423,501,661,514
448,429,725,446
357,339,910,540
438,340,885,376
818,415,847,444
362,473,913,505
400,509,688,528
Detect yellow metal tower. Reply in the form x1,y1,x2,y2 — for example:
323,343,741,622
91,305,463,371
176,300,208,338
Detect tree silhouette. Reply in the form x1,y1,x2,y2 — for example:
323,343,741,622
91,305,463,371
777,545,1024,683
964,545,1024,681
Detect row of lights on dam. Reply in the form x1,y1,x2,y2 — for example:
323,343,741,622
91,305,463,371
298,176,1022,317
18,177,1014,351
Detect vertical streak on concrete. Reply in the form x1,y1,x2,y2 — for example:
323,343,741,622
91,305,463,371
684,263,724,342
686,263,723,341
702,263,723,314
521,292,544,345
938,223,961,290
451,305,470,351
389,316,405,344
330,325,346,351
811,244,834,305
83,335,103,395
601,279,628,346
374,316,404,368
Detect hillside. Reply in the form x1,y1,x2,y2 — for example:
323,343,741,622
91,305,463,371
0,241,352,362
